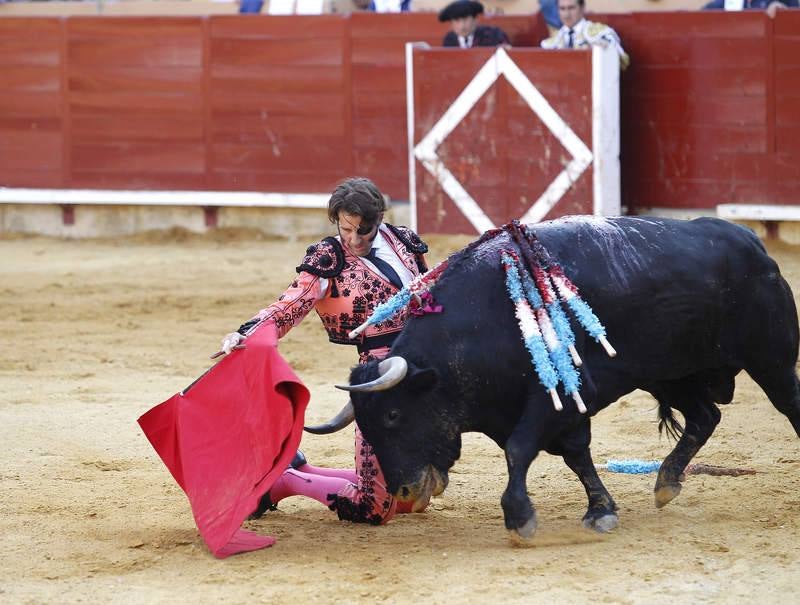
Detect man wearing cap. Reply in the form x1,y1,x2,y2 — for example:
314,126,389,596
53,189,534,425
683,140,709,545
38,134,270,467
541,0,629,70
439,0,511,48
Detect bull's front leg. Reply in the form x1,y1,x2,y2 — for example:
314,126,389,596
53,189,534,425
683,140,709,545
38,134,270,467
500,403,545,541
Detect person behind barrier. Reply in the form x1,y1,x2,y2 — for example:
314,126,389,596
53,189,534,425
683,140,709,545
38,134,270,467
351,0,412,11
702,0,798,17
540,0,629,70
218,177,429,525
439,0,511,48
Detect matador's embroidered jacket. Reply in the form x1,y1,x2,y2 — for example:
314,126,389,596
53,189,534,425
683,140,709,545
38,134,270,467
237,224,428,355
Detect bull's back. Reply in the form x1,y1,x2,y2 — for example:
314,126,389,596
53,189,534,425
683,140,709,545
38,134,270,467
400,216,797,399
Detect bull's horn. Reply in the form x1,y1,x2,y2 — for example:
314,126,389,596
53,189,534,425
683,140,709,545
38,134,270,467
304,400,354,434
335,356,408,393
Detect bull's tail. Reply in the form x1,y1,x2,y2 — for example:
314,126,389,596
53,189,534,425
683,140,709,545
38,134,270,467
657,400,684,442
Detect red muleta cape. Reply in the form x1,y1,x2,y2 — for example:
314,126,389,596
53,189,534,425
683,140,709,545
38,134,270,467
137,324,309,558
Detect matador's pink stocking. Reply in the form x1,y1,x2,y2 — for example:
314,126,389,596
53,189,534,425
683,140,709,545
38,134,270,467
269,469,351,506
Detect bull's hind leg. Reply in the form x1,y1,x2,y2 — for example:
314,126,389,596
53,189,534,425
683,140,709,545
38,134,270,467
748,363,800,438
651,380,721,508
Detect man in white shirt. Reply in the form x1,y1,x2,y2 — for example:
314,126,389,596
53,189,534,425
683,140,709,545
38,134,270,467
540,0,629,70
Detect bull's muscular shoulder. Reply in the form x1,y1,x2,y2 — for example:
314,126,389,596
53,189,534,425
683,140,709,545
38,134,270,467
295,236,345,278
385,224,429,255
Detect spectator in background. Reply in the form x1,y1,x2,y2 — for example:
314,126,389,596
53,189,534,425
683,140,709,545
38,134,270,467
702,0,798,18
352,0,411,11
238,0,264,13
541,0,629,70
539,0,563,33
439,0,511,48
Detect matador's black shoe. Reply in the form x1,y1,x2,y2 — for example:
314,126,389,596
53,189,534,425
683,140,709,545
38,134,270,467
247,450,308,520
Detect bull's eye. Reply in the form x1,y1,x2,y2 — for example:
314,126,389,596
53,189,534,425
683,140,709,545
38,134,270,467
384,409,401,427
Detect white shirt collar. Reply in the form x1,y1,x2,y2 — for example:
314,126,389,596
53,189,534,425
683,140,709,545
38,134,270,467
560,18,587,38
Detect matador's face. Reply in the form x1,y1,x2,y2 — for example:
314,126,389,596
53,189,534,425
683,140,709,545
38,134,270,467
337,211,380,258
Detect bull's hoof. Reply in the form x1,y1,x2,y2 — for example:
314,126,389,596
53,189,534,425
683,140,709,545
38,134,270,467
507,516,538,546
582,513,618,533
654,482,681,508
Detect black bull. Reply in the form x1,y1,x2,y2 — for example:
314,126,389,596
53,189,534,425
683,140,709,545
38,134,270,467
344,217,800,540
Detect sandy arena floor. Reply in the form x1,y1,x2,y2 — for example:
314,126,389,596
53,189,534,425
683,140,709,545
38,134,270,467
2,228,799,604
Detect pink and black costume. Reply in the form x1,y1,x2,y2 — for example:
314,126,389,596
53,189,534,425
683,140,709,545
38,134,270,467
237,224,428,524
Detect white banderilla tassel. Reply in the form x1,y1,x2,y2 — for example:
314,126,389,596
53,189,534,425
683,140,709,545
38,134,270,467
549,388,563,411
599,336,617,357
348,322,369,340
568,344,582,367
572,391,587,414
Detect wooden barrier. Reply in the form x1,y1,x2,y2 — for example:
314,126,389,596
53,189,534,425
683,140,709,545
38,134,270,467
602,10,800,211
0,11,798,226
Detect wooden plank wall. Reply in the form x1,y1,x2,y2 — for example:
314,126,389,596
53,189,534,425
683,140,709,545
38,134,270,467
67,17,206,189
0,18,64,188
603,10,800,211
413,49,593,234
0,12,798,219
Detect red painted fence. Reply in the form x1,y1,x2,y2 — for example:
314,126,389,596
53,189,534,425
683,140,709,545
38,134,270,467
0,11,798,218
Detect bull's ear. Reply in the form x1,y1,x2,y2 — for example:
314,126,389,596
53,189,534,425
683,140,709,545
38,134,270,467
405,366,438,392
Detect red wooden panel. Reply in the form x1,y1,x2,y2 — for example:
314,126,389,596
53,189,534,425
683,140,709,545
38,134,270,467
350,13,448,39
625,93,766,126
416,169,476,234
630,38,769,69
212,114,346,142
0,117,62,132
68,66,203,95
4,66,61,93
0,18,62,66
68,17,203,38
0,131,62,171
211,139,348,172
71,114,204,143
776,66,800,95
353,145,407,174
776,94,800,126
0,92,62,118
71,142,205,173
210,15,346,39
351,65,405,96
208,171,342,193
70,171,207,190
603,11,767,39
631,66,767,97
209,92,344,115
776,125,800,154
621,123,768,154
0,170,63,188
69,91,202,115
352,117,405,148
773,10,800,36
210,65,344,94
774,38,800,67
210,38,343,67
